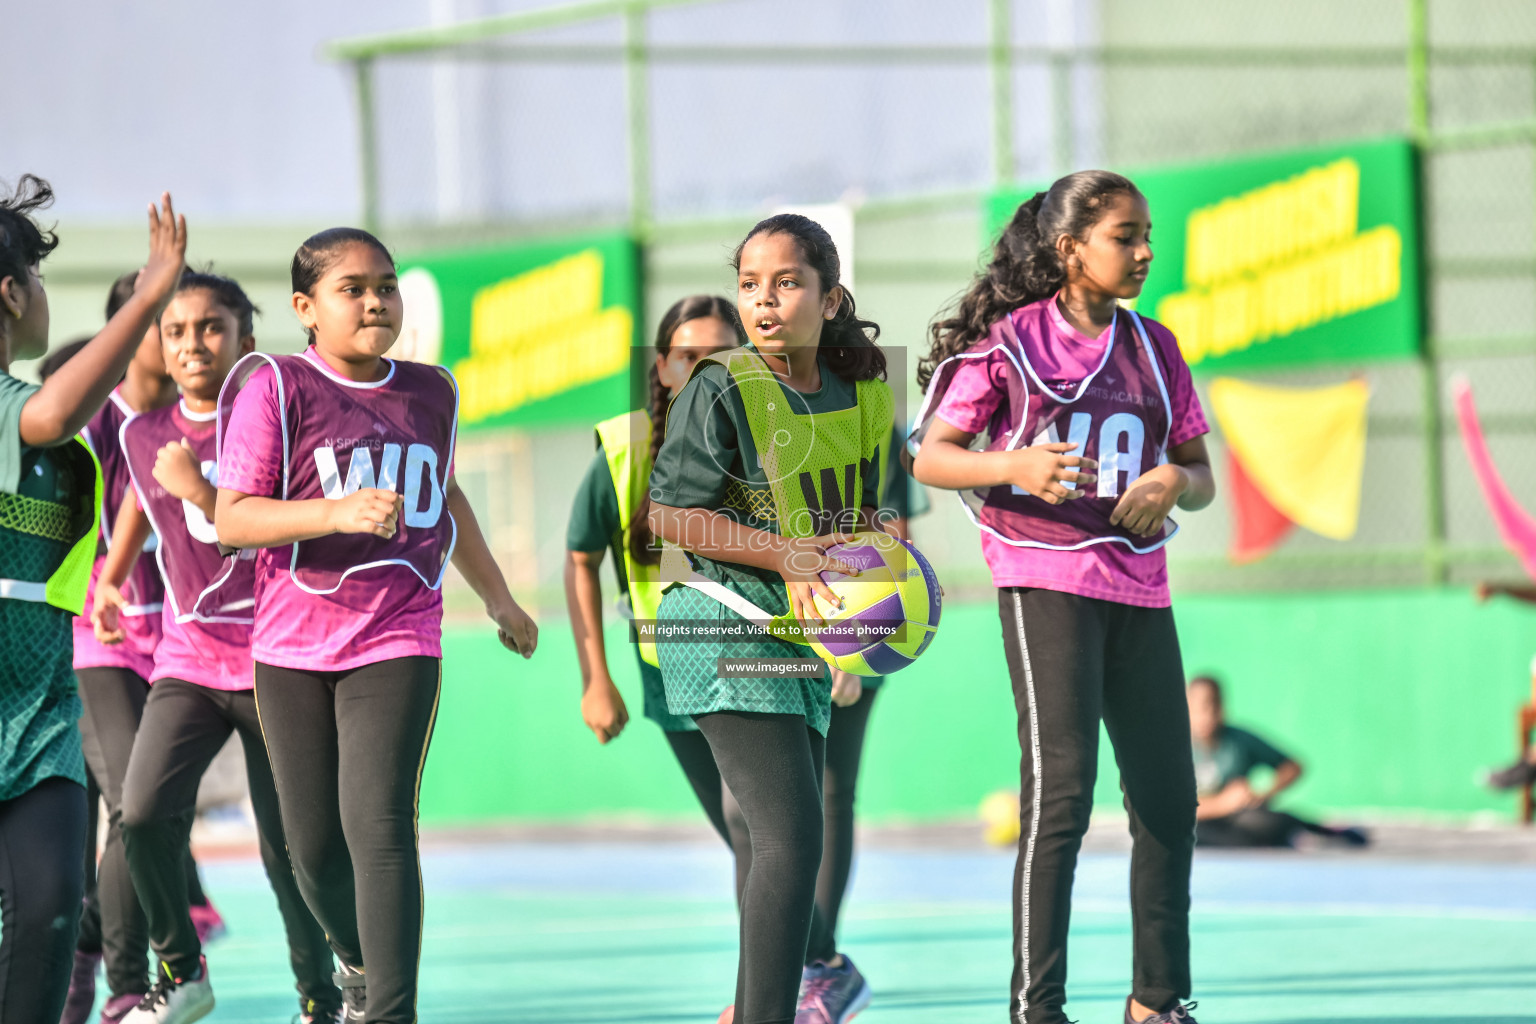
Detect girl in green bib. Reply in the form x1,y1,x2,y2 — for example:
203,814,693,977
648,214,893,1024
0,178,185,1024
566,293,739,809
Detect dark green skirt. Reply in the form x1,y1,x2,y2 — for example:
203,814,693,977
656,583,832,736
634,653,697,733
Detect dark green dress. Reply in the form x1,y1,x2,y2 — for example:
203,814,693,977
0,371,87,802
567,444,697,732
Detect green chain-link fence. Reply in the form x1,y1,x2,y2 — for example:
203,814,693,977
327,0,1536,609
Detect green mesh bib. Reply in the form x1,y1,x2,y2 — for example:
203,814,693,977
595,409,693,668
682,347,894,643
0,438,101,615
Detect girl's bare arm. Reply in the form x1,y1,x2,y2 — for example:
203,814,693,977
447,477,537,657
215,488,400,549
913,419,1096,503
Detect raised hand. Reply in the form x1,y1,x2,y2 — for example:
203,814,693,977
135,192,187,315
327,488,403,538
1010,442,1097,505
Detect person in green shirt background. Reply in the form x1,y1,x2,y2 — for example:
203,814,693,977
566,293,742,837
1188,675,1367,849
0,175,186,1022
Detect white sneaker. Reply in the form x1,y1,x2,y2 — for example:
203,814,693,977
333,962,367,1022
295,1010,346,1024
122,957,215,1024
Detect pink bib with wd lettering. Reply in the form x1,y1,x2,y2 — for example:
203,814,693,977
218,350,458,671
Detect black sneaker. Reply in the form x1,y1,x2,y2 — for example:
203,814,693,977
1126,997,1198,1023
1487,758,1536,790
333,963,366,1022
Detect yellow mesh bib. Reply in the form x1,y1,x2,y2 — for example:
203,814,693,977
0,491,76,543
681,348,895,645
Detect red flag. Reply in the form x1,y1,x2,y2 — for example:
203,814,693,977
1226,449,1293,564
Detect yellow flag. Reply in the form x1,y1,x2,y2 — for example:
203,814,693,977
1208,377,1371,541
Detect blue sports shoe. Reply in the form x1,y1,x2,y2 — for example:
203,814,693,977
795,956,872,1024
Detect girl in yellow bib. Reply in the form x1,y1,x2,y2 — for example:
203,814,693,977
648,215,892,1024
566,294,739,805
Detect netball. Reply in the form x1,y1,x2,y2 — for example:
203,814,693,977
805,531,942,677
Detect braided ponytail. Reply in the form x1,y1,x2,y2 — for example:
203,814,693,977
918,170,1140,390
629,295,742,565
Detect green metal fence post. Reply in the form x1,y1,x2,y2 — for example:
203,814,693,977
625,3,653,239
1409,0,1448,584
1407,0,1429,142
354,58,380,233
1050,53,1072,176
988,0,1015,185
1419,340,1449,585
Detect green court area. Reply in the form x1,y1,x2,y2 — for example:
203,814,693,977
145,838,1533,1022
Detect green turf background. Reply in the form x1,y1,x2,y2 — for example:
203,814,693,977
421,588,1536,825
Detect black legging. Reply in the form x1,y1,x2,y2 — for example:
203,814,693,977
664,731,735,844
999,588,1195,1024
694,711,825,1024
77,666,210,997
814,686,878,947
0,776,88,1023
120,679,337,1013
77,765,206,960
254,657,441,1024
717,688,879,964
78,767,102,956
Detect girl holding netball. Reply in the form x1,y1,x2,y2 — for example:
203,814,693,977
911,171,1213,1024
648,214,893,1024
571,295,907,1024
214,227,537,1024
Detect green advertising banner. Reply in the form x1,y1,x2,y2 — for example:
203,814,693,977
985,137,1422,373
395,232,640,431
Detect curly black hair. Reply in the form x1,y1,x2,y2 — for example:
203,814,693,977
733,212,886,385
0,174,60,289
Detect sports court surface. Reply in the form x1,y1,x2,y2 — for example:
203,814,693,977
150,824,1533,1023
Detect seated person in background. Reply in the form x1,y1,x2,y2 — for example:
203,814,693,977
1189,675,1367,848
1486,752,1536,791
1474,582,1536,791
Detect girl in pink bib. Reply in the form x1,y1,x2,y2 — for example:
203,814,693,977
911,171,1214,1024
95,273,339,1024
215,228,537,1024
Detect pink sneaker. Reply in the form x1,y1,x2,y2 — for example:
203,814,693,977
715,1006,734,1024
189,901,226,946
59,949,101,1024
99,992,143,1023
